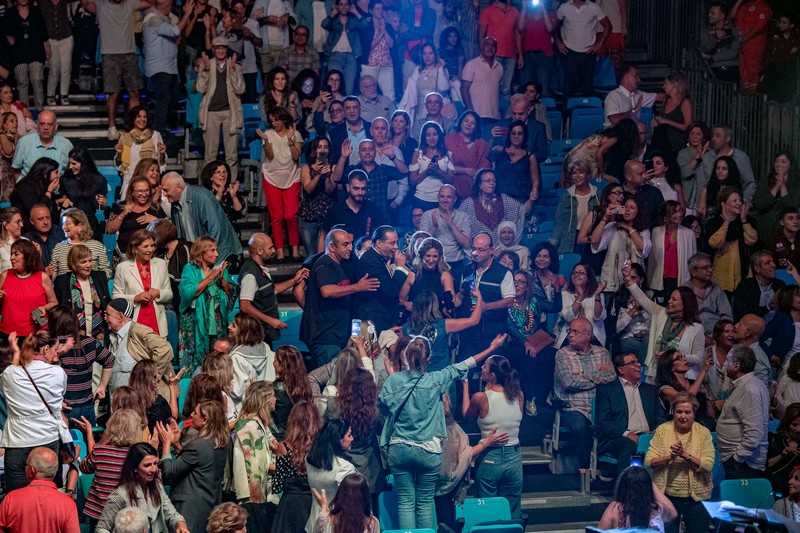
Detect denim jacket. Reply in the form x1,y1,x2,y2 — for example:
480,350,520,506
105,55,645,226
378,357,476,446
320,13,368,58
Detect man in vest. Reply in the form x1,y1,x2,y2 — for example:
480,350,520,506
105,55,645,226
239,233,309,346
459,232,515,359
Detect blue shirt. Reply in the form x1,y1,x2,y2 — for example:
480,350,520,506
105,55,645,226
12,133,73,176
143,12,180,76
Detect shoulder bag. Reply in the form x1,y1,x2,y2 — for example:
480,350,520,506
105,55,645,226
21,366,76,464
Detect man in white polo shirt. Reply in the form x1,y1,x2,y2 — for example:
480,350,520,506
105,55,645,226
461,37,504,122
554,0,611,99
604,65,664,127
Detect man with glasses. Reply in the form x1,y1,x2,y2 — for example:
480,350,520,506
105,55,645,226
595,352,658,478
458,232,514,359
683,252,732,343
279,25,320,82
553,317,616,471
359,75,396,123
313,99,346,140
105,298,174,399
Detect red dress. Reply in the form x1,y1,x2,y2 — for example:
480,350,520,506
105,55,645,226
0,270,46,336
136,261,159,334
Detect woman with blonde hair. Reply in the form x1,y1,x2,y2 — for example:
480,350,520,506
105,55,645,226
178,236,236,374
156,400,231,533
111,386,150,438
399,237,460,316
51,207,112,278
0,206,23,271
75,409,144,528
228,313,275,410
232,382,280,515
207,503,248,533
645,392,714,533
202,351,238,425
53,244,111,339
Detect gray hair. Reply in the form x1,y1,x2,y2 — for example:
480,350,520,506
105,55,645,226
728,344,756,374
688,252,712,271
27,447,58,479
114,507,150,533
161,171,186,187
714,123,734,145
750,250,773,271
510,93,529,109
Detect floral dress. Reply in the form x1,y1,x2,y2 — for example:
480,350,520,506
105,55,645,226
232,417,276,503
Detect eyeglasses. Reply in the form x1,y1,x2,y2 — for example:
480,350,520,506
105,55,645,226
673,354,687,361
329,108,344,114
619,360,641,367
513,280,527,286
471,246,491,253
609,190,624,196
572,271,587,277
694,264,713,271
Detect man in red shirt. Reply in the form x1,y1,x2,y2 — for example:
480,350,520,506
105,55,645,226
478,0,522,115
0,447,80,533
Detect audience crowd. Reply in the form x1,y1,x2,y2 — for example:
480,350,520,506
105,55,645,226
0,0,796,532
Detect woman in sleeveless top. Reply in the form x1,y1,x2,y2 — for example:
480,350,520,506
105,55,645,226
651,73,693,157
598,466,676,532
0,239,57,336
400,237,460,317
461,355,523,518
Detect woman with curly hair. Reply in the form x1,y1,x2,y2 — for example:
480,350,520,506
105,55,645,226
330,368,384,494
114,106,166,201
272,401,324,533
232,381,279,518
598,466,676,531
273,345,314,439
698,156,743,220
200,160,247,239
206,502,248,533
767,402,800,496
311,472,380,533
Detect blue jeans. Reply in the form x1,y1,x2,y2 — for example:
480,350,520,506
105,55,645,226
497,56,517,116
475,445,523,518
327,52,357,98
522,52,554,96
67,401,97,429
299,218,321,256
387,443,442,530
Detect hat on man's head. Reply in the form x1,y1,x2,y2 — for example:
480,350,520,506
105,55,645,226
211,36,229,48
108,298,134,319
378,330,399,351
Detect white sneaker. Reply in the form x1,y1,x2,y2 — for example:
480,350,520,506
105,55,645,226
107,126,119,140
525,398,537,416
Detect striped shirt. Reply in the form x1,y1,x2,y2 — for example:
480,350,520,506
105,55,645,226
79,443,131,519
50,239,112,279
60,335,115,407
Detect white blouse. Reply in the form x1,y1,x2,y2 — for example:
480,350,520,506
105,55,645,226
1,360,67,447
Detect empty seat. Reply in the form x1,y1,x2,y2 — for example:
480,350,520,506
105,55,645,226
547,109,563,140
540,97,557,109
559,253,581,278
549,138,581,157
456,497,512,533
569,108,605,140
567,96,603,110
719,478,774,508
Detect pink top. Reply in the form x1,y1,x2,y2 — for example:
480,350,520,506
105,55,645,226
0,270,46,336
479,3,521,58
663,231,679,279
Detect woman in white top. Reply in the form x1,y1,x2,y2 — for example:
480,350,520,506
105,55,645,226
257,106,304,262
590,197,652,292
51,208,112,279
112,229,172,337
649,152,685,210
399,43,450,124
647,200,696,304
554,262,607,348
621,263,705,385
0,206,24,272
1,331,73,491
227,313,276,410
409,122,455,211
305,418,357,533
461,355,522,518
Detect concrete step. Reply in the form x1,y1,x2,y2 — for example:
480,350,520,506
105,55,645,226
58,116,110,127
522,446,553,467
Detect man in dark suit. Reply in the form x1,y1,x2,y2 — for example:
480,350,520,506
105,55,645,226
353,225,409,333
595,352,659,477
732,250,785,321
490,93,547,162
328,96,372,166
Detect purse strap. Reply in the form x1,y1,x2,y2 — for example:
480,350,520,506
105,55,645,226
21,366,57,420
390,374,423,430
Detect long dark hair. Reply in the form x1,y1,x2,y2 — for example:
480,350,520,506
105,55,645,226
120,443,162,507
622,197,649,232
485,355,522,403
614,466,658,529
566,262,599,295
672,286,701,324
306,418,352,471
707,156,742,210
650,151,682,188
274,346,313,404
336,367,377,441
603,119,638,160
20,157,59,196
655,349,683,392
305,136,331,167
329,473,373,533
419,121,447,155
767,150,799,187
777,402,800,436
124,106,153,131
292,68,320,100
68,147,101,197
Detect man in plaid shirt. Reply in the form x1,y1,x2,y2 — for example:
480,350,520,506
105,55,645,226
554,317,616,469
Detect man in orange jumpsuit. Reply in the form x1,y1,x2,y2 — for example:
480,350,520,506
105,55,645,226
732,0,772,94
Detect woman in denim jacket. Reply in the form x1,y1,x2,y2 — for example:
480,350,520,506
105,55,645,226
378,331,506,530
321,0,368,103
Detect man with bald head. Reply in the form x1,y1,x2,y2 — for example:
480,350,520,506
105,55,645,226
300,228,381,365
734,314,771,387
553,317,616,470
0,447,80,532
11,109,73,177
240,233,308,345
622,159,664,229
161,172,243,261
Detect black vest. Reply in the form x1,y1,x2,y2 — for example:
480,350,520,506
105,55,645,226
238,258,279,341
469,260,509,336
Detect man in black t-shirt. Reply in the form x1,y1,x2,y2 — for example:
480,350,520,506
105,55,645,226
323,169,388,242
299,228,380,366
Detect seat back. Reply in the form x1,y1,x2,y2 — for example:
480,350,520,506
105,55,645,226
378,490,400,531
166,309,179,358
540,97,557,109
456,497,512,533
549,138,581,157
636,433,654,456
569,108,605,140
719,478,774,508
468,524,524,533
567,96,603,110
177,377,193,415
559,253,581,278
547,110,563,140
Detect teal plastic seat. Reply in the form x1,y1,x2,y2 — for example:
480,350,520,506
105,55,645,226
456,497,511,533
177,377,192,415
719,478,774,508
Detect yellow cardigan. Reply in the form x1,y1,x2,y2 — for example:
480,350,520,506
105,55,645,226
645,421,716,502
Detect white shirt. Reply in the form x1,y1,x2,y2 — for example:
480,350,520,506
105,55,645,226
556,0,607,53
253,0,294,48
603,85,658,127
1,361,67,447
619,377,650,436
476,264,515,299
110,321,136,393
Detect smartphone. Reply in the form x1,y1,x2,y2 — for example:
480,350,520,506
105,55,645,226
629,455,643,467
31,308,47,327
779,258,788,268
321,84,332,94
319,152,329,166
644,159,654,172
351,320,362,337
496,127,509,137
470,279,478,308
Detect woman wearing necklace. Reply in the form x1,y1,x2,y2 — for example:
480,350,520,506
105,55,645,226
457,169,525,247
201,160,246,239
112,229,172,338
654,349,714,427
114,106,166,201
106,176,166,263
705,319,735,410
773,468,800,521
645,392,715,533
621,263,705,386
507,270,561,417
445,110,491,200
53,244,111,340
260,67,300,124
0,240,58,337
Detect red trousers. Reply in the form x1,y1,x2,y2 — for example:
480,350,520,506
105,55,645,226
263,179,300,249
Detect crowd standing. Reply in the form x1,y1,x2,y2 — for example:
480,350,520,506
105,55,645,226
0,0,795,531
